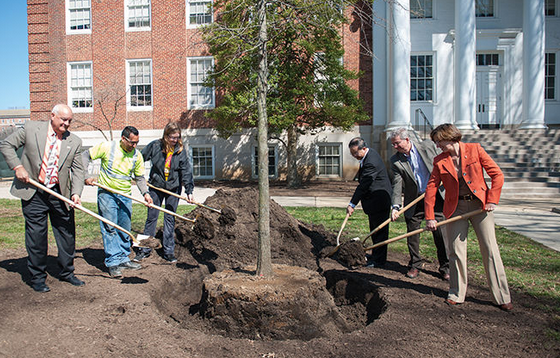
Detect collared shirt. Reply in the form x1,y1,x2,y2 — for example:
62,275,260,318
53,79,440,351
404,143,430,194
38,123,62,186
349,148,370,208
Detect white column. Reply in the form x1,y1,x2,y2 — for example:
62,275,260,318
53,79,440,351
454,0,478,130
521,0,547,129
386,0,411,131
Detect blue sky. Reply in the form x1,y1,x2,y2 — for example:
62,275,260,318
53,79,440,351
0,1,30,110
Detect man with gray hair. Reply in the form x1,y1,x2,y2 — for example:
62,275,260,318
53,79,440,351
0,104,85,292
389,128,449,280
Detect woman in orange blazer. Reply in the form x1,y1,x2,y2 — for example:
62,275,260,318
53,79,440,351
424,124,512,311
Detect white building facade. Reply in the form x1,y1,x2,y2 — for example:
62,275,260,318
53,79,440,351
374,0,560,131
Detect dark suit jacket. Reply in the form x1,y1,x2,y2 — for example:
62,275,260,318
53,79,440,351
425,142,503,219
350,148,392,215
0,121,85,206
390,140,444,218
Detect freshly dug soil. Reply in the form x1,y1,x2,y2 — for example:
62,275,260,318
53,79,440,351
0,184,558,357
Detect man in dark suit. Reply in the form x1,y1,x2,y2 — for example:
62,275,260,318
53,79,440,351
389,128,449,280
0,104,85,292
347,137,392,267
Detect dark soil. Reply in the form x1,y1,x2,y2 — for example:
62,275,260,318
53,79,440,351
0,183,559,358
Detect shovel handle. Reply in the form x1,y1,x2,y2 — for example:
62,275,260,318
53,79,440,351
147,182,221,214
336,213,351,246
361,193,426,245
363,208,485,251
94,182,195,223
28,178,139,245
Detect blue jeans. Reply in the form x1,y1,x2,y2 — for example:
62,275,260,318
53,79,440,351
97,189,132,268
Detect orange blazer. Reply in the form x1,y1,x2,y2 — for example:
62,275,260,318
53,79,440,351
424,142,504,219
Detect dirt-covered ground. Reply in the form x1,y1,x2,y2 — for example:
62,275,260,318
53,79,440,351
0,184,558,358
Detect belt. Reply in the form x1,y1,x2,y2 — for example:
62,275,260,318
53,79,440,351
458,194,476,201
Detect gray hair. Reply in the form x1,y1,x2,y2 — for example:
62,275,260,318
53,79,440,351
389,128,410,141
52,104,70,115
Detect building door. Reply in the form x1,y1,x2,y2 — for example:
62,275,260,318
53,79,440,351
476,54,502,128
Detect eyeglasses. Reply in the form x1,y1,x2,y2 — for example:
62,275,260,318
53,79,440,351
168,135,181,140
123,136,139,145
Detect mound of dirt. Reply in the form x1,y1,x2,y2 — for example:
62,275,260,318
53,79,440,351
175,187,337,272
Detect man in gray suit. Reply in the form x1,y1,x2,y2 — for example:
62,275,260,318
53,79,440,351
389,128,449,280
0,104,85,292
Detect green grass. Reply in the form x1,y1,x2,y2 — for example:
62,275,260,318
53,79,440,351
1,199,558,310
285,206,560,310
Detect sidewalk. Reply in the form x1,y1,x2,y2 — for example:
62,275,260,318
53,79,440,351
1,180,559,252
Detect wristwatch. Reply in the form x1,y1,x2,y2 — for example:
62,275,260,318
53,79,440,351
392,205,401,211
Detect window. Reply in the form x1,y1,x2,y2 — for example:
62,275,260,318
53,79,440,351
475,0,494,18
67,0,91,33
546,53,556,100
410,54,433,101
187,0,213,27
476,54,499,66
68,62,93,111
252,146,278,178
126,0,151,30
546,0,556,16
187,57,215,109
190,146,214,178
127,60,152,109
317,144,342,177
410,0,432,19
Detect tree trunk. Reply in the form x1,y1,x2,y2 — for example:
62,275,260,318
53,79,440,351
256,0,273,277
286,124,301,188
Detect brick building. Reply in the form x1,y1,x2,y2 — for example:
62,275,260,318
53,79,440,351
27,0,560,182
27,0,371,181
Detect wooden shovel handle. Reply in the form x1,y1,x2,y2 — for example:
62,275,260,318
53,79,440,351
336,213,351,246
363,208,485,251
28,178,138,244
361,193,426,245
147,182,221,214
95,182,195,223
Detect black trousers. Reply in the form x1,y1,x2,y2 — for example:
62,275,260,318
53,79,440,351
363,191,392,265
21,186,76,284
140,186,181,256
405,195,449,273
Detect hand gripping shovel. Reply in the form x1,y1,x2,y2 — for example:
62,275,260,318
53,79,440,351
28,178,158,249
93,182,196,223
363,208,485,251
147,182,221,214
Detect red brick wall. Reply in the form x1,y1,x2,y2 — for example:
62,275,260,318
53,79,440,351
28,0,373,130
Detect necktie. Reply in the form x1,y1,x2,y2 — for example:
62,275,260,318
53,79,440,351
42,133,59,188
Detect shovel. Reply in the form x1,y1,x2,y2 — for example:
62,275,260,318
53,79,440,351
28,178,157,248
361,193,426,246
147,182,222,214
93,182,196,223
363,208,485,251
326,212,351,257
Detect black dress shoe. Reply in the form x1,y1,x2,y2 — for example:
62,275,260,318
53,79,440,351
61,275,85,287
32,282,50,293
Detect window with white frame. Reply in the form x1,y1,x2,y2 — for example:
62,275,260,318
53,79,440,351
127,59,152,109
67,0,91,33
187,57,215,109
317,143,342,177
410,0,432,19
190,146,214,178
187,0,213,27
410,54,433,101
126,0,151,30
252,145,277,178
546,53,556,100
546,0,556,16
68,62,93,110
475,0,494,17
476,53,499,66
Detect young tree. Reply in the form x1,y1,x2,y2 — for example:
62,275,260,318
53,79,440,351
202,0,371,188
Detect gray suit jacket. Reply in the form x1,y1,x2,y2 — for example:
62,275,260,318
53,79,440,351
0,121,85,205
390,140,444,218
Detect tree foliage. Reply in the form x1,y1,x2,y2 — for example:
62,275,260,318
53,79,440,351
202,0,370,160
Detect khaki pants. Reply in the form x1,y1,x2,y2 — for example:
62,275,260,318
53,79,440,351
445,199,511,305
